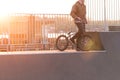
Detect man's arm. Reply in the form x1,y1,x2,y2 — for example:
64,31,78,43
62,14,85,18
70,4,78,19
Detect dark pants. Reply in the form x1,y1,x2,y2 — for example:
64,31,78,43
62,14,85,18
72,23,85,39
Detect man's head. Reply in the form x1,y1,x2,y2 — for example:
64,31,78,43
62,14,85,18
78,0,85,4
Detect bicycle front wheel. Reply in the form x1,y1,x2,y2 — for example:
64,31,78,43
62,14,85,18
77,35,94,51
56,35,68,51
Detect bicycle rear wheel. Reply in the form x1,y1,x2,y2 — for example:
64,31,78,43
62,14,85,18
56,35,68,51
77,35,94,51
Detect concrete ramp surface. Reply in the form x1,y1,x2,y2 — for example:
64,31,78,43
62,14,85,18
100,32,120,53
0,32,120,80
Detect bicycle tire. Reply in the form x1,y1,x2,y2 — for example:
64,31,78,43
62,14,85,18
77,35,94,51
56,35,68,51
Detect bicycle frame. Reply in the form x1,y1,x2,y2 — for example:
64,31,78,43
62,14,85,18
66,31,75,40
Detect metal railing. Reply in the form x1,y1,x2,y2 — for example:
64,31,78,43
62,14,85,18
0,14,76,51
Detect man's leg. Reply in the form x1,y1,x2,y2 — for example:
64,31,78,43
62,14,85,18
71,23,85,51
70,23,85,43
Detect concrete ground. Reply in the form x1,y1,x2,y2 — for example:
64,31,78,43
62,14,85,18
0,32,120,80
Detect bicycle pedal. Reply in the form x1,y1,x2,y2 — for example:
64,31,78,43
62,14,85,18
75,48,81,51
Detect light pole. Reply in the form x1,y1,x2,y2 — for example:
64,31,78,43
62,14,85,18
104,0,109,32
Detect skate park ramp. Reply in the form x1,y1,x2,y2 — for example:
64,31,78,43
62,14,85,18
100,32,120,53
0,32,120,80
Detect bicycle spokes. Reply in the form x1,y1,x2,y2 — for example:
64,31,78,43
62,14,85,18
56,35,68,51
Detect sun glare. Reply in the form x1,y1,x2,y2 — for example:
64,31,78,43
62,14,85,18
0,0,119,21
0,0,11,21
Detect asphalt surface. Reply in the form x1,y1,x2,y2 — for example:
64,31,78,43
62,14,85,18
0,32,120,80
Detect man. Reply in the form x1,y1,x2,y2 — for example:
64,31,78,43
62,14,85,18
70,0,87,45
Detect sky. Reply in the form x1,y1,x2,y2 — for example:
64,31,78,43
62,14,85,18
0,0,119,20
0,0,76,15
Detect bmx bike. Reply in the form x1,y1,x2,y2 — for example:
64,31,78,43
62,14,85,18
55,31,94,51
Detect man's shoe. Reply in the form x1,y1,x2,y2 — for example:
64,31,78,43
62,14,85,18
70,38,75,44
76,47,81,51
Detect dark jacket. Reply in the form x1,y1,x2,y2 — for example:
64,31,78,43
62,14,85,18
70,1,87,23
